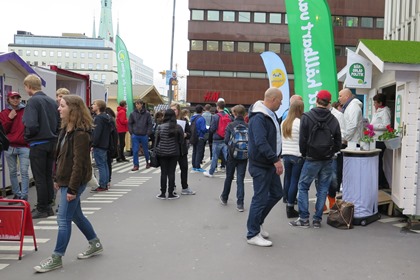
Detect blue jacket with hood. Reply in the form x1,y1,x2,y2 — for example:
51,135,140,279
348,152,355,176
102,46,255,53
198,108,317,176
248,101,281,168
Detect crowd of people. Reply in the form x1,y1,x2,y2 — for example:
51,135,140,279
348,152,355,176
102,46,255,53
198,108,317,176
0,76,393,270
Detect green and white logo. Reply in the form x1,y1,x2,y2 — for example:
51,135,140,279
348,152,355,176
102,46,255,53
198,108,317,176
345,49,372,88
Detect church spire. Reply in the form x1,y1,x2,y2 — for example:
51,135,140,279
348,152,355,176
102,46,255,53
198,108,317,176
98,0,114,42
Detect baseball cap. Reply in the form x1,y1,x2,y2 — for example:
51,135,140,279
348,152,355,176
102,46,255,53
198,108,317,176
316,90,331,102
7,92,21,98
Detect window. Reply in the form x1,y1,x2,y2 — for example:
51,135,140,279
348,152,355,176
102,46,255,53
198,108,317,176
49,51,54,57
65,51,70,58
26,50,31,56
220,72,234,77
333,16,343,26
33,61,38,66
101,74,106,82
346,17,358,27
73,62,77,69
191,40,203,50
207,10,219,21
222,41,234,52
252,42,265,53
73,52,77,58
335,47,342,56
57,62,62,67
376,18,384,28
361,17,373,28
88,52,93,58
251,73,266,78
204,71,219,77
206,41,219,51
65,62,69,69
192,10,204,20
41,62,46,66
41,51,46,57
96,63,101,70
34,50,38,56
238,42,250,52
93,74,98,80
18,50,23,56
238,12,251,23
96,53,101,59
268,43,281,53
223,11,235,22
104,64,109,70
254,12,266,23
237,72,251,78
80,63,85,69
103,53,109,59
88,63,93,70
269,13,281,24
283,44,291,55
80,52,85,58
57,51,62,57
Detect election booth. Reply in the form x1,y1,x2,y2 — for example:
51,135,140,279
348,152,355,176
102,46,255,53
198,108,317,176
339,39,420,220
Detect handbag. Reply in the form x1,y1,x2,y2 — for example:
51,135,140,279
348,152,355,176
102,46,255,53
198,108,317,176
327,199,354,229
149,126,160,168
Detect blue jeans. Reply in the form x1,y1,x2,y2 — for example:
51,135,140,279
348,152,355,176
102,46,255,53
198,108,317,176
297,160,333,222
4,147,30,199
192,138,206,168
247,163,283,239
131,134,150,167
208,140,227,174
282,155,304,205
54,185,97,256
221,157,247,206
93,148,109,187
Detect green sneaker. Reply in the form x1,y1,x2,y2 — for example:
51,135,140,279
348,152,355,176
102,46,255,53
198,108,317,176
34,255,62,273
77,238,103,259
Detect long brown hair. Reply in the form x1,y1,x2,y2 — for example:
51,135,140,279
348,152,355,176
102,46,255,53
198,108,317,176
282,100,304,139
61,95,94,132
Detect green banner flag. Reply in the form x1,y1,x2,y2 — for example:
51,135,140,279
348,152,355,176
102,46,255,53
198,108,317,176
115,35,133,116
285,0,338,110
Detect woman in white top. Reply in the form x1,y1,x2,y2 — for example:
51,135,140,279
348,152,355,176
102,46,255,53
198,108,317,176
281,100,304,218
371,93,391,189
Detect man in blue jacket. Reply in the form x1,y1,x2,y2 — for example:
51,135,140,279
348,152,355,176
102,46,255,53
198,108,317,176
190,105,207,172
246,87,284,247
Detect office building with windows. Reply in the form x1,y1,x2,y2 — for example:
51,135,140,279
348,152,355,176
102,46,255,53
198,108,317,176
187,0,385,106
8,31,153,85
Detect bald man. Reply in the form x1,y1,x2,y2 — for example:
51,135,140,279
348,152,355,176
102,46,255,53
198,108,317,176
246,87,284,247
338,88,363,143
281,94,303,121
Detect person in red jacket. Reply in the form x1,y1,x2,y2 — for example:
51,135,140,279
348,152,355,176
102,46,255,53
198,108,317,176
116,100,129,162
0,92,30,202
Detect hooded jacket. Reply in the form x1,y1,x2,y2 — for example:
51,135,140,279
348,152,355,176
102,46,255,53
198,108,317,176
299,107,342,159
190,114,207,139
342,98,363,142
92,112,112,149
247,101,281,168
0,103,28,147
116,106,129,133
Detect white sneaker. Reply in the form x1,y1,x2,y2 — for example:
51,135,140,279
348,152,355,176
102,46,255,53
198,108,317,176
247,233,272,247
203,171,214,178
260,225,269,239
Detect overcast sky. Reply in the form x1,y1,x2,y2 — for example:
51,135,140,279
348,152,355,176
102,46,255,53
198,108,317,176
0,0,189,96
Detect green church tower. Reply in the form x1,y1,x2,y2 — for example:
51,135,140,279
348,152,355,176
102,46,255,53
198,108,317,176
98,0,114,42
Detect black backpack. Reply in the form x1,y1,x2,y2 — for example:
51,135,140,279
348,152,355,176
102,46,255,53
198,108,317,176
108,120,118,158
305,112,335,160
0,123,10,152
189,115,202,145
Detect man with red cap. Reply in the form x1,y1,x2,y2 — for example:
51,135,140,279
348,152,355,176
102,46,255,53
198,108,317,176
0,92,30,202
289,90,341,229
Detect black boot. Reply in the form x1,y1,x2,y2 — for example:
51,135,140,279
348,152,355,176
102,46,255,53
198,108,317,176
286,206,299,218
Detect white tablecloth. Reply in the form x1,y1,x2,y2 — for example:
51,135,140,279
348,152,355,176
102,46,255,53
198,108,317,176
342,149,380,218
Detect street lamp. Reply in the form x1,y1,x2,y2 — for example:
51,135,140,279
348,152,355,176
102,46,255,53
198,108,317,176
168,0,176,104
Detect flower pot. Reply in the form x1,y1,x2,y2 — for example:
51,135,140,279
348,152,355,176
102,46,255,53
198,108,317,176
360,141,370,151
384,137,401,150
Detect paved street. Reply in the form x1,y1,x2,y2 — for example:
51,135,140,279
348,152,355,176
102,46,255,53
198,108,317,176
1,149,420,280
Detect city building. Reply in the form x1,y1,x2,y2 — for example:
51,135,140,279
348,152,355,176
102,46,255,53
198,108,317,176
7,0,153,86
186,0,385,106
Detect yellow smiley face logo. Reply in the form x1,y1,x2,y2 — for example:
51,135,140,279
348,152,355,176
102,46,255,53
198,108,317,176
271,69,286,88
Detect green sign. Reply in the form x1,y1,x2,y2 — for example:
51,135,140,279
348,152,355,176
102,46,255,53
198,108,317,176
396,94,402,127
116,35,134,117
285,0,338,110
349,63,365,84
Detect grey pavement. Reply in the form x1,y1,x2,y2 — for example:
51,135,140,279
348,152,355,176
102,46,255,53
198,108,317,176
1,149,419,280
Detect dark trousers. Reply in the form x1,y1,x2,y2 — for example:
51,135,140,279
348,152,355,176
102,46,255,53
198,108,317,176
177,153,189,189
192,138,206,168
159,156,178,194
376,141,389,188
29,141,56,212
107,152,113,183
117,132,126,160
221,157,247,205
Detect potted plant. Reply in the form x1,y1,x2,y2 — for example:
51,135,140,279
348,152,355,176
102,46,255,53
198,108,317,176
360,124,375,151
378,124,401,149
